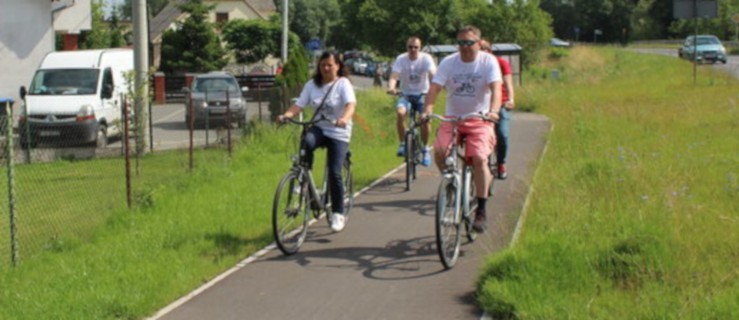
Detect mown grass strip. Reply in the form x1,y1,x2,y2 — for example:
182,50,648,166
477,46,738,319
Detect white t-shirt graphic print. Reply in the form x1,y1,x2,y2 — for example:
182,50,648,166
432,52,502,117
391,52,437,95
295,77,356,142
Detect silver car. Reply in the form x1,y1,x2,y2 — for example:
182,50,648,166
678,35,727,64
183,72,249,129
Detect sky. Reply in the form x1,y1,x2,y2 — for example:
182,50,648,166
102,0,124,16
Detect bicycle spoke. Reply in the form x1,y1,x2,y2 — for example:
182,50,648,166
273,172,309,255
436,178,461,269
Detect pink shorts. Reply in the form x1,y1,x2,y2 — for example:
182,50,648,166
432,119,495,161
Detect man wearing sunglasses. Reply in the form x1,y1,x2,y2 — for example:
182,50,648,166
423,26,503,232
387,36,437,166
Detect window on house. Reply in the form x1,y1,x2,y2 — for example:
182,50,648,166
216,12,229,24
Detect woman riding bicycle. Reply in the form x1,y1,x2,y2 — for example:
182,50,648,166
277,51,357,232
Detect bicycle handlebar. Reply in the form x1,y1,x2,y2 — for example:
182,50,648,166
424,112,496,123
281,116,337,126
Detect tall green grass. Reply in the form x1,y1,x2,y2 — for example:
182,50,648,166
477,47,739,318
0,87,401,319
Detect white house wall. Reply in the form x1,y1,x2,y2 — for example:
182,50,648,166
53,0,91,34
0,0,54,102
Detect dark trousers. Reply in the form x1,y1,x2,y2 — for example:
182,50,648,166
302,126,348,214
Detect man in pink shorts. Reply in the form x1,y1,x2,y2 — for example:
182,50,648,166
422,25,503,232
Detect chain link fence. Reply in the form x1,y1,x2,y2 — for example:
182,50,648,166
0,83,298,268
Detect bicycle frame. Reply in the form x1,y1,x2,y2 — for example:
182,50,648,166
289,118,332,215
429,112,493,269
401,93,425,191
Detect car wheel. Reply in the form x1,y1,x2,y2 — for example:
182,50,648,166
95,125,108,148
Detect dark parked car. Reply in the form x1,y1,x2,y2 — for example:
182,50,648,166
678,35,727,64
183,72,249,129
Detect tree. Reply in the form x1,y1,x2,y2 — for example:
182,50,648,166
336,0,460,56
669,0,739,40
273,0,341,46
160,0,228,74
270,44,311,119
467,0,553,67
222,19,300,65
80,0,112,49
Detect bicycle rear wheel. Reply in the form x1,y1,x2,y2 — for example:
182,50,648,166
436,176,461,269
341,153,354,216
462,166,478,242
488,152,497,197
272,172,310,255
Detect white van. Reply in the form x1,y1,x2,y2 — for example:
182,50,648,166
19,49,134,148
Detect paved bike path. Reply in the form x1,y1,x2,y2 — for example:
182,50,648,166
153,112,551,320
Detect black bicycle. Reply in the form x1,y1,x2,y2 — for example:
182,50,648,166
403,98,426,191
272,116,354,255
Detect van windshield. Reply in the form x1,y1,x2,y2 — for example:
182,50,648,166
28,69,99,95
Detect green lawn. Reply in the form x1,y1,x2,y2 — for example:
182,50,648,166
477,46,738,319
0,88,402,319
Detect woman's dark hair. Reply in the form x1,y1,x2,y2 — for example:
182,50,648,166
312,51,349,86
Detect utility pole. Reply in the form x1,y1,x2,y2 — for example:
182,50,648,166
133,0,149,151
281,0,288,63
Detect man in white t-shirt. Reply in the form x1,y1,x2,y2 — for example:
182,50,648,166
422,26,502,232
387,36,437,166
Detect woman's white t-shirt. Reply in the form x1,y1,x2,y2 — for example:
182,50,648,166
295,77,356,142
432,52,502,117
391,52,437,95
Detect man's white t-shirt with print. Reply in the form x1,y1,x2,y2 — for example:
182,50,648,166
391,52,437,95
432,52,502,117
295,77,356,142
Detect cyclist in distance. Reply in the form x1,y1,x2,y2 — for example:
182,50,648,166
480,39,515,180
422,26,502,232
277,51,357,232
387,36,437,166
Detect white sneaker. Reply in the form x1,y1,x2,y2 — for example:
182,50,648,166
330,213,346,232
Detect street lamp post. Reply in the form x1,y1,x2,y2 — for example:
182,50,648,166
282,0,288,63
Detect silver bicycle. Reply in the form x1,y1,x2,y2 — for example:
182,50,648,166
427,112,495,269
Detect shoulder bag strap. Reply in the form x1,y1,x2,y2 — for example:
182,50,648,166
310,80,338,122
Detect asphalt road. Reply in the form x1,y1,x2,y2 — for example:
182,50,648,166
149,111,551,320
629,47,739,79
139,76,377,151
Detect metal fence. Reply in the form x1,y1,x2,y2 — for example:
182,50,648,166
0,85,297,267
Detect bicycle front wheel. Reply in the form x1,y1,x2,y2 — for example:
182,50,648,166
272,171,310,255
436,176,461,269
404,130,415,191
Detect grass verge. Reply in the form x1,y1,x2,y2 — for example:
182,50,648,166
477,46,738,318
0,87,402,319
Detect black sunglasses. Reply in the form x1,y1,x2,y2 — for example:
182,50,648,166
457,39,478,47
407,45,419,49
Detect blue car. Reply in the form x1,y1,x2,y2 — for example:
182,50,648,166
678,35,727,64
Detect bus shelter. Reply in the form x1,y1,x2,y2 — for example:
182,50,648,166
423,43,523,85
